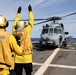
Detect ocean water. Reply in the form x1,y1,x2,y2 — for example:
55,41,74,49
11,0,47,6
66,38,76,41
31,38,40,41
31,38,76,41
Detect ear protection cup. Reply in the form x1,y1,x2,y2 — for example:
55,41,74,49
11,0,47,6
24,21,26,27
6,21,9,27
0,15,9,28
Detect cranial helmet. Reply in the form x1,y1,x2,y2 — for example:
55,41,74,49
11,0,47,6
15,20,26,29
0,15,8,28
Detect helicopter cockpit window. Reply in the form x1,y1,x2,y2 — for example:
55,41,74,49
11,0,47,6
54,28,61,34
42,29,48,34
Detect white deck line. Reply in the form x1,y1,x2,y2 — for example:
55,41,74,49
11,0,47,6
60,50,76,51
33,62,76,69
33,62,43,66
50,64,76,69
34,48,60,75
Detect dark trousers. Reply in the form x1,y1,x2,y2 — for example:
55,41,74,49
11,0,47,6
9,70,16,75
14,63,33,75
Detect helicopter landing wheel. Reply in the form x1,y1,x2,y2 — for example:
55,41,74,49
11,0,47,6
62,41,67,48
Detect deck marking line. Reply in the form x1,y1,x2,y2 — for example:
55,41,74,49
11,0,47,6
60,50,76,51
50,64,76,69
33,62,43,66
34,48,60,75
33,62,76,69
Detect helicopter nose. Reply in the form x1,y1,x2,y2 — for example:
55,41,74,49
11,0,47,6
46,36,53,44
46,36,51,40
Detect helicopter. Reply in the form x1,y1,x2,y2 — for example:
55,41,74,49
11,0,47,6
38,21,68,47
33,12,76,47
8,12,76,47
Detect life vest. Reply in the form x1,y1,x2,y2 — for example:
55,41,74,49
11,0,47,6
0,32,13,69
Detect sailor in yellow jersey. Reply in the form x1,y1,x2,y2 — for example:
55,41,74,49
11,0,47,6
12,4,34,75
0,15,23,75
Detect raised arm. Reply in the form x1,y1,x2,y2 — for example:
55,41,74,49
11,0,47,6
12,6,22,33
26,4,34,32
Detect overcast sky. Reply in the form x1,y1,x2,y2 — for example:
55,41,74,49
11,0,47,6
0,0,76,38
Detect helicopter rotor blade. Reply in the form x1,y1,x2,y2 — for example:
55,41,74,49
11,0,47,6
8,19,46,22
34,20,50,25
8,19,29,22
34,17,62,25
7,12,76,24
8,20,14,21
34,19,46,21
21,19,46,21
61,12,76,18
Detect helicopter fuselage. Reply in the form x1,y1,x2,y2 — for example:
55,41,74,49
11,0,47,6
39,23,67,47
